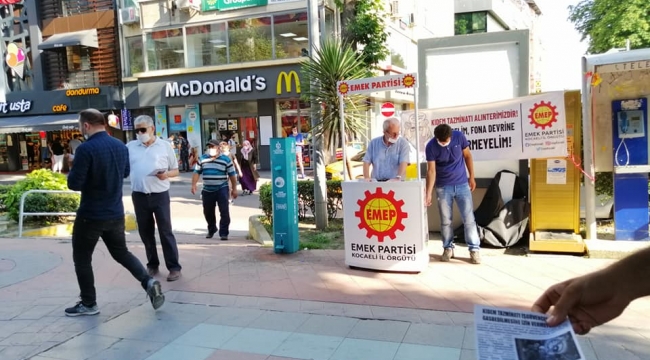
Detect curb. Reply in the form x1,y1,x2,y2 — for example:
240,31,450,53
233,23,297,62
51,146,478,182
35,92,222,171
584,239,650,259
248,215,273,247
20,213,138,237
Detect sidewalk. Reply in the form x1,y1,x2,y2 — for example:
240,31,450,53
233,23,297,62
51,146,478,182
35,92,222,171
0,237,649,360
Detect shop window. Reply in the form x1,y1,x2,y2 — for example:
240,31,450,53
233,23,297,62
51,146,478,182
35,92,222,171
273,12,308,59
146,28,184,71
454,12,488,35
63,46,98,88
125,36,144,76
228,17,273,63
186,23,228,68
277,99,312,168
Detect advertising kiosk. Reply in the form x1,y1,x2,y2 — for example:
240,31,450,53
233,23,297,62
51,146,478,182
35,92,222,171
337,73,429,273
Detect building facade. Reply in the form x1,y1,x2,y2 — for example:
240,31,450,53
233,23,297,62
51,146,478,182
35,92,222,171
0,0,124,171
120,0,337,170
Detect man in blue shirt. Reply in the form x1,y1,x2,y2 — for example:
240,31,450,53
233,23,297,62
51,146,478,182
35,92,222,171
425,123,481,264
65,109,165,317
288,125,306,179
363,118,410,181
191,139,238,240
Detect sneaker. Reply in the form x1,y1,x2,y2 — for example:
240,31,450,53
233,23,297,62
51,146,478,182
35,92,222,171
65,302,99,317
470,250,481,264
146,278,165,310
220,236,228,241
441,248,454,262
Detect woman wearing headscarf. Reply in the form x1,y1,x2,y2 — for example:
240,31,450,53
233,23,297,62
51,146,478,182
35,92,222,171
236,140,259,195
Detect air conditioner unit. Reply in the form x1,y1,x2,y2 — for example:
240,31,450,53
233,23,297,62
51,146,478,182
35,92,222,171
176,0,201,11
119,7,139,25
390,1,399,17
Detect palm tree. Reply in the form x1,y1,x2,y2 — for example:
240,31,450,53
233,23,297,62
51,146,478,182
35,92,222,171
301,39,369,179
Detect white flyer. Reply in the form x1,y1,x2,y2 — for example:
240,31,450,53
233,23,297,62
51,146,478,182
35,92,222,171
475,305,585,360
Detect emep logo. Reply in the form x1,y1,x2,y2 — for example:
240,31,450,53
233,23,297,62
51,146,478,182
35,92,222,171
528,101,559,130
354,188,408,242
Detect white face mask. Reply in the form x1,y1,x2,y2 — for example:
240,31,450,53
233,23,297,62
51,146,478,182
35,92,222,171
387,135,399,144
437,140,450,147
136,133,151,144
208,148,218,156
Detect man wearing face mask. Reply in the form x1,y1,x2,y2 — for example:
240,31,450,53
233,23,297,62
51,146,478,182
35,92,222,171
126,115,182,282
191,139,238,240
362,117,411,181
425,123,481,264
65,109,165,316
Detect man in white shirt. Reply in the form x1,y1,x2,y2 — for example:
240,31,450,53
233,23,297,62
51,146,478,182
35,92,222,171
67,134,82,168
127,115,182,282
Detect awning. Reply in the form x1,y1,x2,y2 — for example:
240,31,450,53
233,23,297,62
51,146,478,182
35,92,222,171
0,114,79,134
38,29,99,50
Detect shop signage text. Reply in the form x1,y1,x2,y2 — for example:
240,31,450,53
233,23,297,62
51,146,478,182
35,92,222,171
52,104,68,112
276,71,300,95
216,0,267,11
66,88,100,97
165,75,267,98
0,99,32,114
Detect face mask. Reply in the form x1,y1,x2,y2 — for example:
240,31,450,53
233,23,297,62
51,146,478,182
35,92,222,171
387,136,399,144
437,140,450,147
137,133,151,144
208,148,218,156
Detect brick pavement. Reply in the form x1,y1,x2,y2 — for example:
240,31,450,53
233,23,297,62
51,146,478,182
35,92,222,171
0,236,649,359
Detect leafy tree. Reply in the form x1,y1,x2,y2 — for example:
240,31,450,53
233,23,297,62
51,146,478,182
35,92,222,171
335,0,390,67
301,40,369,174
228,19,286,62
568,0,650,54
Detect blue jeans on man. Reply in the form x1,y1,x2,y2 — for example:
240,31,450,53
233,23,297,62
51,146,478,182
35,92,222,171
435,183,481,251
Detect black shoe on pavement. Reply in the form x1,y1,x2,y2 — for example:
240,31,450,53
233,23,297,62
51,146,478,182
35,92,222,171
65,301,99,317
220,236,228,241
206,231,216,239
146,278,165,310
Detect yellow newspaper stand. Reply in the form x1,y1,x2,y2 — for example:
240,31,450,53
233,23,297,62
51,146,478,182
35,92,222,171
529,90,585,253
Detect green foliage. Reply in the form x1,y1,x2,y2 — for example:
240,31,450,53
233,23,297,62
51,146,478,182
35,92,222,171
390,53,405,68
335,0,390,67
228,19,286,62
568,0,650,54
301,40,369,152
259,180,343,222
595,172,613,199
3,169,79,222
454,18,469,35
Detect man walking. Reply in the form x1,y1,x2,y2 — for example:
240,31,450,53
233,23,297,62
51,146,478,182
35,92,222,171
425,123,481,264
363,118,411,181
68,134,82,168
127,115,182,282
178,133,190,172
66,109,164,316
191,139,238,240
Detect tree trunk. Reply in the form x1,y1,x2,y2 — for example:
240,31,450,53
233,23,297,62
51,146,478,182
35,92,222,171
340,0,357,50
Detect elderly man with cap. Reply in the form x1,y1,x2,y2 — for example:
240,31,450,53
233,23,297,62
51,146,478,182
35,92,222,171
191,139,238,240
363,117,411,181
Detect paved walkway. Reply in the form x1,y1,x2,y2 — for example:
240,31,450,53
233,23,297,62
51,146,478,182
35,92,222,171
0,237,649,360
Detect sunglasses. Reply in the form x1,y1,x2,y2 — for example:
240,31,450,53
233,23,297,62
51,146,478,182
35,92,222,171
135,127,148,134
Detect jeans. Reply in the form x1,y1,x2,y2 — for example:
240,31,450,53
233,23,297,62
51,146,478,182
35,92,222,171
180,154,190,172
72,217,151,306
435,183,481,251
132,191,181,271
202,187,231,237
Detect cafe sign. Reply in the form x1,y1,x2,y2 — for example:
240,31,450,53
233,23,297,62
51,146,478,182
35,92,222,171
0,99,32,114
203,0,268,12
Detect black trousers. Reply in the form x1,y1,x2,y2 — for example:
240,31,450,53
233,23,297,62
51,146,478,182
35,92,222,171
202,186,231,237
180,153,190,172
72,217,150,306
132,191,181,271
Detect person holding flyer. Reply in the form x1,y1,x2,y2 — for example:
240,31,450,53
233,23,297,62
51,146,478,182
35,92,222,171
425,123,481,264
533,246,650,335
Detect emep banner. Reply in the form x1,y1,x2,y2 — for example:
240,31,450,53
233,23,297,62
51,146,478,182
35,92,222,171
401,91,568,161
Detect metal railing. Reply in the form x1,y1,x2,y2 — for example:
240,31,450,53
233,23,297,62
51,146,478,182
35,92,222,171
18,190,80,238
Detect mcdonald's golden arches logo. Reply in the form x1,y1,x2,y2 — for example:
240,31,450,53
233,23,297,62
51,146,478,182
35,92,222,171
276,70,301,95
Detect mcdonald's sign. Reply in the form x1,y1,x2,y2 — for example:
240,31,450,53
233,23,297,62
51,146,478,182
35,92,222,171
276,70,301,95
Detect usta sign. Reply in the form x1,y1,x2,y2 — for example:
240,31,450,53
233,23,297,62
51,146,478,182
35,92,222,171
165,75,267,98
0,99,32,114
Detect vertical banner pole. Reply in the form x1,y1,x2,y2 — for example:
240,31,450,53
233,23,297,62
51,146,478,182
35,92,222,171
414,85,421,180
339,94,347,180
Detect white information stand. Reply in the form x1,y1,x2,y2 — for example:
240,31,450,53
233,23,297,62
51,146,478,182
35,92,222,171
337,73,428,272
342,180,428,272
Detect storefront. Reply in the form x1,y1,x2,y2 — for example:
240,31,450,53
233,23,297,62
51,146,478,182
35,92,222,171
0,86,123,171
124,62,307,170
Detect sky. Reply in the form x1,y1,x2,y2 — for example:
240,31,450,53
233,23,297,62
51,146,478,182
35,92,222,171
535,0,589,91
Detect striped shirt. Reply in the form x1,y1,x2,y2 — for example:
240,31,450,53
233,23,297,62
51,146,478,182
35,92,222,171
194,153,236,192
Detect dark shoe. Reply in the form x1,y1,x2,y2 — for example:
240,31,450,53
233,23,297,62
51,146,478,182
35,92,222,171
146,278,165,310
65,302,99,317
220,236,228,241
167,270,181,282
441,248,454,262
147,267,159,277
470,250,481,264
206,231,216,239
